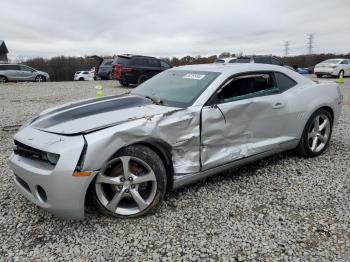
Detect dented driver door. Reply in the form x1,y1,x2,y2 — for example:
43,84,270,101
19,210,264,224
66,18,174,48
200,73,292,171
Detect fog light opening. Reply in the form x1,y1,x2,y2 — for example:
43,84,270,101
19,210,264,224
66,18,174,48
36,185,47,202
16,175,31,193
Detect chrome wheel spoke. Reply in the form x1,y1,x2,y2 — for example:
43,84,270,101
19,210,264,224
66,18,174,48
96,174,123,185
308,132,316,140
130,189,148,210
120,156,131,178
106,190,125,211
318,119,328,131
318,134,327,143
311,136,318,151
133,171,156,184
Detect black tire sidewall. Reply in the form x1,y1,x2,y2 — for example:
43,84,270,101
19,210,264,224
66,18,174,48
137,75,148,85
35,75,46,82
298,109,333,157
94,145,167,218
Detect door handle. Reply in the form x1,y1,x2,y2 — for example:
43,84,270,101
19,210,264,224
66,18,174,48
273,102,285,109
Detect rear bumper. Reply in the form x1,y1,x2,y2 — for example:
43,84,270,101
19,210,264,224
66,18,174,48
8,127,94,219
314,68,337,76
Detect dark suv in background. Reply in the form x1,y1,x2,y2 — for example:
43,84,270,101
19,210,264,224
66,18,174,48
97,59,114,80
112,55,172,86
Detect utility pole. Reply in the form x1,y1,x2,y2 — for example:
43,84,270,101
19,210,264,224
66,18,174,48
307,33,315,54
284,41,290,56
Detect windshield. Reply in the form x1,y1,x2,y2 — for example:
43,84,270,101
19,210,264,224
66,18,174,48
132,70,220,108
322,59,341,64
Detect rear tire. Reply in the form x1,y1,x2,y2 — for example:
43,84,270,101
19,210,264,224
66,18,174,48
79,77,84,81
119,81,129,87
0,76,8,83
316,74,322,78
137,75,148,85
94,145,167,218
296,109,333,157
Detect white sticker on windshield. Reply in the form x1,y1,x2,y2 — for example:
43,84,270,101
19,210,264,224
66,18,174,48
183,73,206,80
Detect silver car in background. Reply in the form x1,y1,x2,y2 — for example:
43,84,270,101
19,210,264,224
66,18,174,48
0,64,50,83
314,58,350,78
9,64,343,219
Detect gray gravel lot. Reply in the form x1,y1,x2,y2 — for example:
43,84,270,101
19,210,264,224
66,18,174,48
0,77,350,261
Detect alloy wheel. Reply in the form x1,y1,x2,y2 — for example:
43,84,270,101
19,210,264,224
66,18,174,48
95,156,157,216
36,76,44,82
307,114,331,153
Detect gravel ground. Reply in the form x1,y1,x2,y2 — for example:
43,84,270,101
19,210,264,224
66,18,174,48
0,77,350,261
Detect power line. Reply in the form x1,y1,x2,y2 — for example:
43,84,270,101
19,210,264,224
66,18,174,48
284,41,290,56
307,34,315,54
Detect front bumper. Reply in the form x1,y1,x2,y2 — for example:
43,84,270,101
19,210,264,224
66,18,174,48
8,127,95,219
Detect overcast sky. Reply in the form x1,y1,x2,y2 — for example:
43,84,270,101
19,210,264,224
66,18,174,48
1,0,350,59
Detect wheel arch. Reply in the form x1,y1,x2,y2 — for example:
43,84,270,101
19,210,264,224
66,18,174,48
128,138,174,192
0,75,8,82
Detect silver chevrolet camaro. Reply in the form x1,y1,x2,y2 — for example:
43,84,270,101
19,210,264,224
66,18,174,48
9,64,343,219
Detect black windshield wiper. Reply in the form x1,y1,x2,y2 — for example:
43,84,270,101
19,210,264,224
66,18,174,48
145,96,164,105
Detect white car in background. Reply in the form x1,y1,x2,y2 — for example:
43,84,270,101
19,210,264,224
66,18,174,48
314,58,350,78
74,71,95,81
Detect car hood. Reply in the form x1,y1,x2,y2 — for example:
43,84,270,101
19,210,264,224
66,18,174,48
30,94,180,135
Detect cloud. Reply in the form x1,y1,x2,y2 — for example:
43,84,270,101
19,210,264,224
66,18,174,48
1,0,350,59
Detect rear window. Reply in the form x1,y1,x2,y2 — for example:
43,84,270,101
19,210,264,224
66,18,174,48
102,60,113,66
322,59,341,64
113,56,131,65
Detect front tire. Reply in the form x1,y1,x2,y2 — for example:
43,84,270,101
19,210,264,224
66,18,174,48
35,75,46,82
0,76,8,83
94,145,167,218
338,70,345,78
296,109,333,157
316,74,322,78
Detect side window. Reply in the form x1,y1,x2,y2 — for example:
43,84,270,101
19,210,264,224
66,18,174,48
20,65,34,72
149,59,160,67
271,58,283,65
274,72,297,92
103,60,113,66
83,72,89,75
160,61,171,69
340,60,349,64
133,58,149,66
7,65,20,70
216,73,278,103
0,65,6,71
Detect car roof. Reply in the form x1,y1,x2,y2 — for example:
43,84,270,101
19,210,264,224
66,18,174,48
118,54,157,59
172,63,288,73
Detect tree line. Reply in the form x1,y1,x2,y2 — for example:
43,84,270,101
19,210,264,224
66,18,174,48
21,52,350,82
